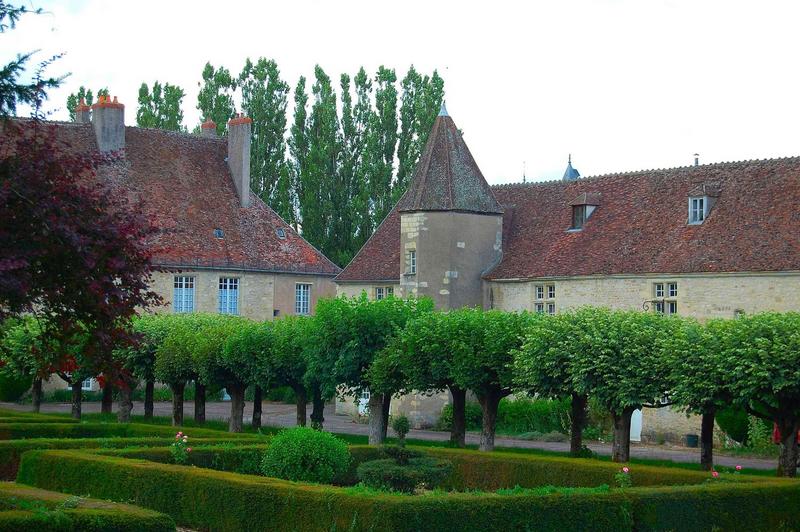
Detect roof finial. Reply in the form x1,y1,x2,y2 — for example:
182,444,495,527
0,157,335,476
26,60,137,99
522,161,527,183
438,101,448,117
568,153,572,164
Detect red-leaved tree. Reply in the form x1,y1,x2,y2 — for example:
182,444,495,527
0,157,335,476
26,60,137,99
0,118,161,397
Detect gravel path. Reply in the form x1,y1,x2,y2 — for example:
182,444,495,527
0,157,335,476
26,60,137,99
1,400,776,471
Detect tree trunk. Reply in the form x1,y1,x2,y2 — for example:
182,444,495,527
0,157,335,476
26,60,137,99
367,392,386,445
144,380,154,419
449,386,467,448
381,394,391,441
293,386,307,427
194,382,206,424
310,386,325,430
777,416,799,478
101,384,113,414
612,407,635,462
31,377,42,414
117,386,133,422
477,391,502,452
570,393,588,456
70,381,82,420
700,407,715,471
252,385,263,430
228,384,246,433
171,382,185,427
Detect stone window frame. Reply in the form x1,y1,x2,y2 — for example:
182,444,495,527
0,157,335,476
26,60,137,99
407,250,417,275
173,275,195,313
652,281,678,315
295,283,312,315
218,277,240,315
375,286,395,300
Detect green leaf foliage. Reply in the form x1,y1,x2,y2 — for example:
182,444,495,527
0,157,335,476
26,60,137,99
136,81,187,132
261,426,351,483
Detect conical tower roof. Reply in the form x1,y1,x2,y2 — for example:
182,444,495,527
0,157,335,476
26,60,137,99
562,154,580,181
396,107,502,214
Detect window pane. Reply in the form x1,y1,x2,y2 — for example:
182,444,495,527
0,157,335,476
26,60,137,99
387,287,394,297
295,284,311,315
547,303,556,315
668,301,678,315
572,205,586,229
173,276,195,313
376,287,384,300
218,278,239,315
547,285,556,299
668,283,678,297
536,285,544,300
535,303,545,313
654,283,664,298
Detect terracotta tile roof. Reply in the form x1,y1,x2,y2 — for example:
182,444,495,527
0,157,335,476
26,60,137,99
486,158,800,280
334,207,401,282
27,120,340,276
337,156,800,282
396,114,502,214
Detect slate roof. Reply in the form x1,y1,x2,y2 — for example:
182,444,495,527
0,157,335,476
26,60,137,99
337,157,800,282
395,113,503,214
26,120,340,276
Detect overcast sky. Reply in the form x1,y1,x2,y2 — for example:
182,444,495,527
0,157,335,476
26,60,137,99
6,0,800,183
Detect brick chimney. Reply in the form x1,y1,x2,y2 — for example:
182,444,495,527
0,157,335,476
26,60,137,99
91,95,125,152
200,118,217,138
227,114,252,208
75,98,91,124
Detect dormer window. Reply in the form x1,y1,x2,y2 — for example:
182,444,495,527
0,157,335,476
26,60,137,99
568,192,600,231
688,196,707,224
214,228,224,239
276,228,287,239
571,205,595,230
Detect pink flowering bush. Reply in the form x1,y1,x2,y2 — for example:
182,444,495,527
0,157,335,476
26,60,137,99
170,431,192,465
614,467,632,489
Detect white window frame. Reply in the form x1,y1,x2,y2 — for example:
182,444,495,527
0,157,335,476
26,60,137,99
535,285,544,300
81,378,94,391
547,285,556,299
547,302,556,315
173,275,195,313
654,283,665,298
295,283,311,315
218,277,239,315
408,251,416,275
376,287,385,300
653,282,678,315
535,302,545,314
688,196,707,224
668,283,678,298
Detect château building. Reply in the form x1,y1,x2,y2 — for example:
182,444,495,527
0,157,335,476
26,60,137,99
334,104,800,442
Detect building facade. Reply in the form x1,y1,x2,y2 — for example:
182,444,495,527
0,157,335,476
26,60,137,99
38,97,339,392
335,105,800,441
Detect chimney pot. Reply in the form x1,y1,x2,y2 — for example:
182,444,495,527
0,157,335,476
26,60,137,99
91,95,125,152
75,98,91,124
200,118,217,138
227,112,251,207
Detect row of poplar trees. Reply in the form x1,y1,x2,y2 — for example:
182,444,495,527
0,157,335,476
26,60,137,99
67,61,444,267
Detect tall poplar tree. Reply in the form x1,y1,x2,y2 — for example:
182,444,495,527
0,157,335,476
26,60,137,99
367,66,398,224
196,63,236,136
352,68,375,249
302,66,340,259
288,77,310,232
66,86,108,121
239,57,291,218
136,81,186,132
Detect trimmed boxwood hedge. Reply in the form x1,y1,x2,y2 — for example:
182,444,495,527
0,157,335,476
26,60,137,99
16,447,800,531
0,422,263,440
0,481,174,531
0,436,251,480
0,416,79,424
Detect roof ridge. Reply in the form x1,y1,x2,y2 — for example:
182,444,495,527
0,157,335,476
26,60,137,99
491,155,800,189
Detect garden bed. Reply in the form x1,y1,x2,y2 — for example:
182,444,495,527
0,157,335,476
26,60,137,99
15,445,800,531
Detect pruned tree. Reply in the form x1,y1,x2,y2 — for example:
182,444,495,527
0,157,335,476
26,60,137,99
667,317,731,470
717,312,800,477
514,311,590,456
569,308,675,462
450,309,532,452
315,294,433,445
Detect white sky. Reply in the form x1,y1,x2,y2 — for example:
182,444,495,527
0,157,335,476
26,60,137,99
5,0,800,183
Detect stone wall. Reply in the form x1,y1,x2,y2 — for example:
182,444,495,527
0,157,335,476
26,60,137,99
640,407,703,445
488,271,800,320
336,283,403,299
400,211,502,310
335,390,450,429
151,270,337,321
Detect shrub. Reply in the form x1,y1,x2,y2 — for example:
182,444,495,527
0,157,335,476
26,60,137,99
17,448,800,532
716,406,749,444
392,415,410,444
436,402,483,431
437,398,570,435
170,431,191,464
356,456,453,493
261,427,350,483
